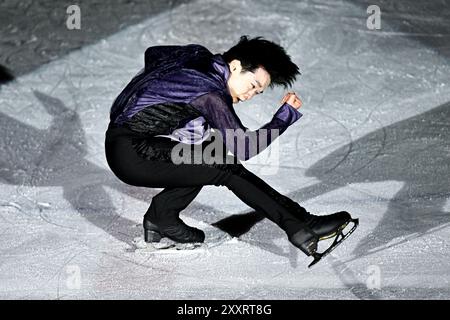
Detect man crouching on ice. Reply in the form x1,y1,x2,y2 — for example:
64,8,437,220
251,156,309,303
105,35,358,267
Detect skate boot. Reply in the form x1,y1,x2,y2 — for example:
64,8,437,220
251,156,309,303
288,211,359,268
143,216,205,244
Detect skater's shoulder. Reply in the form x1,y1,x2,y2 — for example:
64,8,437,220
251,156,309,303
144,43,212,62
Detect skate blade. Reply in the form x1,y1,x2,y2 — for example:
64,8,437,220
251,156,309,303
153,239,204,250
318,221,350,241
134,237,204,251
308,218,359,268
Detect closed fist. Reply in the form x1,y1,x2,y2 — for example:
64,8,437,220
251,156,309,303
281,92,302,109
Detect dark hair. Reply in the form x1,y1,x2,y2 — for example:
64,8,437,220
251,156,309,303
222,35,300,89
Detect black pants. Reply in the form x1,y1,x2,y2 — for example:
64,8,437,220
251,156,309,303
104,124,311,237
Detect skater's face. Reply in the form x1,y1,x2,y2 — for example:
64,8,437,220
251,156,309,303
226,59,271,104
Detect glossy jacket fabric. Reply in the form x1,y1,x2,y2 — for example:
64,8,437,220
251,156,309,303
110,44,230,125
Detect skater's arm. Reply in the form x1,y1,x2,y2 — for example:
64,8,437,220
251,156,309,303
190,91,303,161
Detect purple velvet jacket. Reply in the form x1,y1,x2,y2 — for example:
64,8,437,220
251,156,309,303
109,44,302,161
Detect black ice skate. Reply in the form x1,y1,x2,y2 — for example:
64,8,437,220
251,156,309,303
288,211,359,268
143,217,205,244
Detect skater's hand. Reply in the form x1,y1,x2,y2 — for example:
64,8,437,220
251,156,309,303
281,92,302,110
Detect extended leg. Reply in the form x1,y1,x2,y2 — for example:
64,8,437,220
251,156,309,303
105,126,358,264
106,127,311,236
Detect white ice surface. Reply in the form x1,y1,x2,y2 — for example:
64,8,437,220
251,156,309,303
0,0,449,299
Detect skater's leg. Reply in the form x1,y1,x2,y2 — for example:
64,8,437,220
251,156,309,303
105,126,311,237
222,166,312,236
144,186,203,224
105,124,310,231
105,126,237,243
142,186,206,243
105,125,358,262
